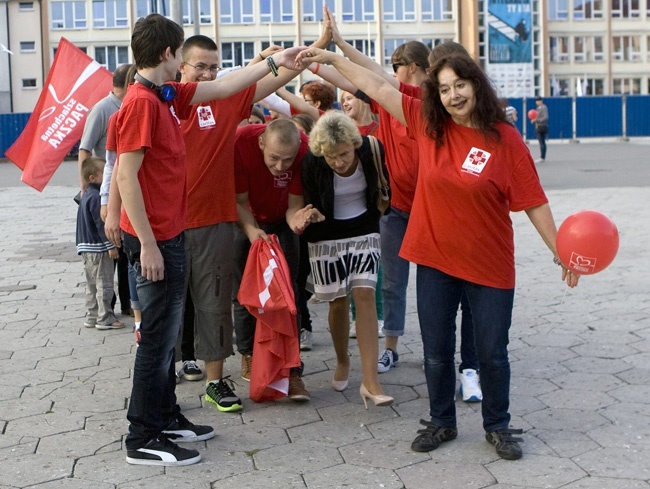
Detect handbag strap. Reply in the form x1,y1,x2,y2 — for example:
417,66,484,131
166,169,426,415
367,136,388,189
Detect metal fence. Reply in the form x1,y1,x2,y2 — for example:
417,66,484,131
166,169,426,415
510,95,650,141
2,95,650,158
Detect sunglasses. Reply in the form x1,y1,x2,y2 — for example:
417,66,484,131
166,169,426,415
392,63,406,73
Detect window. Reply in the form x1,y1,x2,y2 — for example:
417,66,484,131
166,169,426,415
51,1,87,29
611,0,640,17
573,36,603,63
260,0,293,22
221,41,255,68
347,39,376,58
341,0,374,21
95,45,129,72
612,35,641,61
20,41,36,52
18,2,34,11
550,77,570,96
219,0,253,23
302,0,334,22
613,78,641,94
384,38,407,65
261,40,294,51
22,79,38,88
574,36,586,62
548,0,568,19
549,36,569,62
422,37,455,50
583,78,604,95
93,0,128,28
573,0,603,19
383,0,416,21
180,0,212,24
421,0,453,20
592,36,604,61
135,0,170,17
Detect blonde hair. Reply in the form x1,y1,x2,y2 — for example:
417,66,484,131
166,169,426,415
308,110,362,157
81,157,105,183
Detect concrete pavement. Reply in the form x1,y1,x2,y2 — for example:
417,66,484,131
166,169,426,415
0,142,649,488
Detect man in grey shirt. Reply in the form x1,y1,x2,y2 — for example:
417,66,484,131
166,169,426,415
77,63,131,190
534,95,549,163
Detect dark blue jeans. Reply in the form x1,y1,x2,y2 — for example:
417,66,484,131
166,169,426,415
417,265,514,433
123,232,186,449
536,130,547,159
459,291,479,373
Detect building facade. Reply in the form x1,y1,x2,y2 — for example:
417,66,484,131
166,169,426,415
1,0,650,113
1,0,47,113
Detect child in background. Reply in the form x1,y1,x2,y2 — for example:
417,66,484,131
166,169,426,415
76,157,124,330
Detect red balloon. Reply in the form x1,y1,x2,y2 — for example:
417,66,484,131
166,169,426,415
556,210,619,275
527,109,538,121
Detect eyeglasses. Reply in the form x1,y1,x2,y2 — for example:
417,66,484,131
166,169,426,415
392,63,406,73
185,62,220,74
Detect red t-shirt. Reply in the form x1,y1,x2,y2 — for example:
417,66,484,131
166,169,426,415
182,85,256,228
117,81,197,241
401,95,548,289
106,112,118,152
357,120,379,137
369,82,420,212
234,124,308,224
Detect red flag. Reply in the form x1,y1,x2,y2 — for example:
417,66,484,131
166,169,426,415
5,38,113,191
237,235,301,402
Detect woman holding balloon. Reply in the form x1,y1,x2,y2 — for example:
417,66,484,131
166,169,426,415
297,28,578,461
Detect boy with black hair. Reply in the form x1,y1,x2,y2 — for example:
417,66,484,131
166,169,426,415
76,157,123,330
117,14,304,467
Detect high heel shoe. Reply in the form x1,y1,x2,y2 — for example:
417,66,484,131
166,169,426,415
359,384,393,409
332,364,350,392
331,378,349,392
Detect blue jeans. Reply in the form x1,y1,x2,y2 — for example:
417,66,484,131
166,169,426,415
127,262,140,310
417,265,514,433
123,232,186,449
536,130,547,159
459,291,478,372
379,207,411,337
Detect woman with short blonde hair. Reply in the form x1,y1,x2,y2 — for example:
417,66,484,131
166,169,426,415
300,111,392,409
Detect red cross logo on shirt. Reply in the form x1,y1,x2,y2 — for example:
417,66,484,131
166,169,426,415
469,150,489,166
461,147,491,176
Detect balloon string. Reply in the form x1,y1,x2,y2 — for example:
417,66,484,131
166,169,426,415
560,286,569,305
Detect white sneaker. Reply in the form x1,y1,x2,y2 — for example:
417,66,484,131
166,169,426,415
378,320,385,338
377,348,399,373
349,321,356,338
459,369,483,402
300,329,313,351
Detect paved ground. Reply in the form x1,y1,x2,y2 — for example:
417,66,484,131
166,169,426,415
0,142,649,488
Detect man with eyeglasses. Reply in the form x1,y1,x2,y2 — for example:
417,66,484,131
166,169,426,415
177,34,329,412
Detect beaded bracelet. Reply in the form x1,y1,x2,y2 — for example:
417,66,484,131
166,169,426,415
553,256,562,266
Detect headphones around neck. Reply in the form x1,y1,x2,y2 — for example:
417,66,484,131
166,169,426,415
134,73,176,102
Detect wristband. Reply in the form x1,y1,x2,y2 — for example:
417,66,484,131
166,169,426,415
312,63,320,75
258,52,266,60
267,56,279,77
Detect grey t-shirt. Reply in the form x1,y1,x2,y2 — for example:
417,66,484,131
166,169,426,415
79,91,120,159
